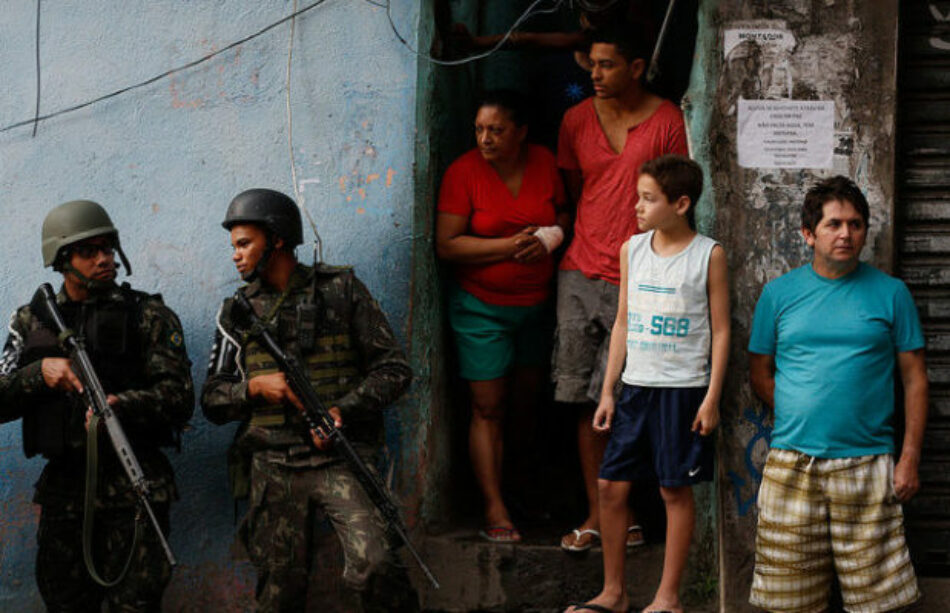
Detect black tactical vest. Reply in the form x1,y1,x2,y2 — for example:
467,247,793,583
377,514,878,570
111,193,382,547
21,287,149,458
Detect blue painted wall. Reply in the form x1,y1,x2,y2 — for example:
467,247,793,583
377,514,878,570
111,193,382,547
0,1,424,610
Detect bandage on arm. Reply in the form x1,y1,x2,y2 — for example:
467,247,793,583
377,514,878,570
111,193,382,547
533,225,564,252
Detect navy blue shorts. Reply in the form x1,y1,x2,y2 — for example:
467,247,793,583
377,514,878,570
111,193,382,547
599,385,714,487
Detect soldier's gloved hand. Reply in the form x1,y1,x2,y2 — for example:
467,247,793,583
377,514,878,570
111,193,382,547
41,357,83,393
310,407,343,451
248,373,304,411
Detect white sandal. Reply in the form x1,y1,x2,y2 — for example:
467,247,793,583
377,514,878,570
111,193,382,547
560,528,601,552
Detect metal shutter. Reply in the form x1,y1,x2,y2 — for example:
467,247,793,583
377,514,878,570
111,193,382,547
897,0,950,577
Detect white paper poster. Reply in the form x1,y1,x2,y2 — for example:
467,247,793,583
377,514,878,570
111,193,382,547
723,29,796,58
737,100,835,169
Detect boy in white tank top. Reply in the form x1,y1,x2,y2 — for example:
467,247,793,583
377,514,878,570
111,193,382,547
566,156,730,613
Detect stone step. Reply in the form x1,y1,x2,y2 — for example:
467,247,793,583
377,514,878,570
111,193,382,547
411,530,715,612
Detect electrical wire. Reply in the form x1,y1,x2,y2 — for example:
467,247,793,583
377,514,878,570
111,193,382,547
6,0,568,134
32,0,41,137
375,0,567,66
1,0,331,134
283,0,324,262
647,0,676,82
286,0,300,207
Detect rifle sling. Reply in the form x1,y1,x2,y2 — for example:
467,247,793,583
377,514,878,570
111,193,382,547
82,411,142,587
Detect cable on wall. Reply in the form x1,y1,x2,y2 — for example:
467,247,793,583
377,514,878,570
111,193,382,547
373,0,567,67
32,0,41,137
1,0,331,134
286,0,300,207
283,0,324,263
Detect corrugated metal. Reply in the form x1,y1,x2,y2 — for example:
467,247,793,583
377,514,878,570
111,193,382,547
897,0,950,577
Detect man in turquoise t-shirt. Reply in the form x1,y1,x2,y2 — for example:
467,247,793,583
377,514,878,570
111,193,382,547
747,176,928,613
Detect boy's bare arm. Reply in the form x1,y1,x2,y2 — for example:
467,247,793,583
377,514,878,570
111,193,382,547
705,245,730,404
693,245,730,434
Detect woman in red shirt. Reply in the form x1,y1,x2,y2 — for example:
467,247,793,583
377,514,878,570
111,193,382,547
437,90,569,542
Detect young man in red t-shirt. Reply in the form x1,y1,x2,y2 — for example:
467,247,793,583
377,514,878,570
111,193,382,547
555,26,688,554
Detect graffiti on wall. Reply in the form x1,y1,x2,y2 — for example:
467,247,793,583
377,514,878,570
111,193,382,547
726,405,772,516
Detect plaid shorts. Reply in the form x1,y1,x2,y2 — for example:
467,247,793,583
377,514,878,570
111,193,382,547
750,449,920,613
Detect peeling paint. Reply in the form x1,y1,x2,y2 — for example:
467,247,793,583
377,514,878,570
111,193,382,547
698,2,901,608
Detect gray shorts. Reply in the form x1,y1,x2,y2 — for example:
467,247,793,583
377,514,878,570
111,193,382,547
552,269,620,404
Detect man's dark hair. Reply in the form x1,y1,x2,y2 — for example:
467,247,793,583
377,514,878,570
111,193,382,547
589,24,652,63
801,176,870,232
477,89,529,127
639,154,703,229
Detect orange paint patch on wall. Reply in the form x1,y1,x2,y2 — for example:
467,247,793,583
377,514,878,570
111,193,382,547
386,168,396,187
169,78,205,109
366,173,380,184
338,177,347,193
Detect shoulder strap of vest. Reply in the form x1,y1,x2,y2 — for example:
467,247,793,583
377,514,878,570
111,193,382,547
119,282,163,307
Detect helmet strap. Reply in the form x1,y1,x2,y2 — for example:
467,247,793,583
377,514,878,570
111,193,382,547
243,234,275,283
61,262,114,292
115,244,132,276
57,239,129,292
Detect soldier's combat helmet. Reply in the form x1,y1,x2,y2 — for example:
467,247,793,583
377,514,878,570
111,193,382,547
41,199,132,276
222,188,303,248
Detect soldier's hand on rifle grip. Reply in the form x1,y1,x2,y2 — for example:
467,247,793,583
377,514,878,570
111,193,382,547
248,372,304,411
41,357,84,393
310,407,343,451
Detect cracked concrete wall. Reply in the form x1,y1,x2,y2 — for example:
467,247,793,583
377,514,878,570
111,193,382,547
684,1,900,609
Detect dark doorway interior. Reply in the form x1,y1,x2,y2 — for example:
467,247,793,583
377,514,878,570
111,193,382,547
427,0,699,546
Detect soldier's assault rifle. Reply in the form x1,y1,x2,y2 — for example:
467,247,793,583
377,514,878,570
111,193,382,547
232,291,440,589
30,283,176,582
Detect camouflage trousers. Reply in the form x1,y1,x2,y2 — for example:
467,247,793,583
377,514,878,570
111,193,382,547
243,454,419,612
36,499,172,613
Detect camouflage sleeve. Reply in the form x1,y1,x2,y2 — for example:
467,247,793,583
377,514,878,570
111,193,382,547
200,299,252,425
110,299,194,432
0,308,49,424
334,276,412,421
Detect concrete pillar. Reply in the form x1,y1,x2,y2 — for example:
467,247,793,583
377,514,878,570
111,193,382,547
684,1,900,609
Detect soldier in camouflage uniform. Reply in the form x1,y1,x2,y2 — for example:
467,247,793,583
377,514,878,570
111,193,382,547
0,200,194,612
201,188,418,612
